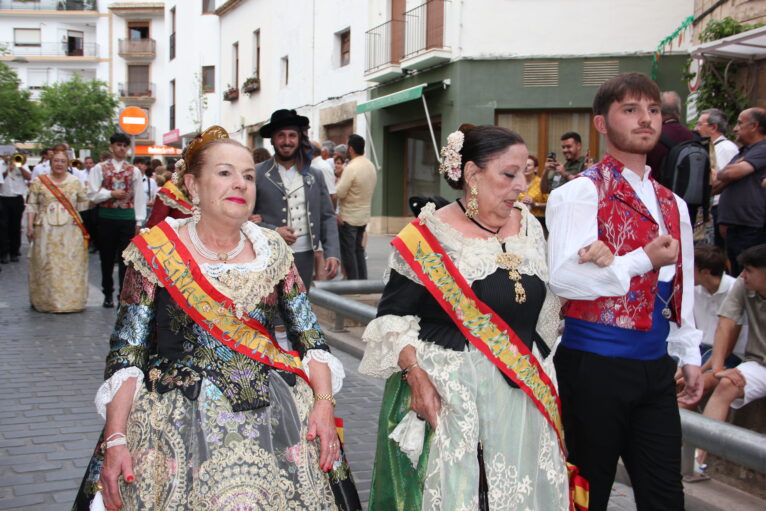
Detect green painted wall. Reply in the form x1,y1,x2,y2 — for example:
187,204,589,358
367,54,689,219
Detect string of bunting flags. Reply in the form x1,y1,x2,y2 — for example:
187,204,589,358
651,15,695,79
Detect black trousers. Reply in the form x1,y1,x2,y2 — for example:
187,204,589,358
81,207,99,251
98,216,135,297
293,250,315,291
554,345,684,511
0,195,25,258
339,222,367,280
725,224,766,276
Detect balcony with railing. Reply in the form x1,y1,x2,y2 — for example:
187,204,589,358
401,0,451,71
0,41,98,58
0,0,97,11
118,39,156,59
364,19,405,82
118,82,156,106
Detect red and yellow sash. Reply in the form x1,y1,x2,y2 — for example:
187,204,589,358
156,181,193,214
393,219,588,510
132,221,309,384
39,174,90,247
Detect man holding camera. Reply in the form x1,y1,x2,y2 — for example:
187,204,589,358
541,131,588,194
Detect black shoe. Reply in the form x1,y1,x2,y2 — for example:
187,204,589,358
10,255,19,262
103,298,114,308
0,256,8,264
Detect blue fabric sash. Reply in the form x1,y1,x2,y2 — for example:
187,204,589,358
561,281,672,360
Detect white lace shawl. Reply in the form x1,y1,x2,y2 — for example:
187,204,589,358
360,201,560,380
95,218,344,418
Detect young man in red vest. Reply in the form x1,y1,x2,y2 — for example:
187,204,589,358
88,133,146,308
546,73,703,510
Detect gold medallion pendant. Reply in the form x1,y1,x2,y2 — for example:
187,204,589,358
495,252,526,304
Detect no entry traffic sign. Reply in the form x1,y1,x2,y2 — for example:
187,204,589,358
119,107,149,136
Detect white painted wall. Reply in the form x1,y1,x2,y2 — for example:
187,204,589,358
216,0,368,146
164,0,221,139
365,0,694,60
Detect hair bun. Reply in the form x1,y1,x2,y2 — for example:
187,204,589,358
458,123,476,135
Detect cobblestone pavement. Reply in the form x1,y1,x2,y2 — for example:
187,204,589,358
0,236,635,510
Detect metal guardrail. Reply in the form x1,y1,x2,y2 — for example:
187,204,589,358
1,42,98,57
680,409,766,476
310,280,766,477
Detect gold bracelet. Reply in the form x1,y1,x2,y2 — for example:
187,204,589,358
314,393,336,407
401,361,419,381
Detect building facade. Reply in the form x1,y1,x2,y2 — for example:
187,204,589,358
0,0,105,100
362,0,695,233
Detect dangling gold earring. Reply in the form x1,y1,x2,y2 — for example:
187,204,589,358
192,196,201,224
465,185,479,218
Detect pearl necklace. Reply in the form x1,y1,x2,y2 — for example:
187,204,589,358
188,222,246,262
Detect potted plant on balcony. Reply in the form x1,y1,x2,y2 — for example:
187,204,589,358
223,85,239,101
241,75,260,95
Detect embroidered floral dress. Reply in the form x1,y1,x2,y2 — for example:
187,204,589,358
73,218,358,511
27,174,89,313
360,203,569,511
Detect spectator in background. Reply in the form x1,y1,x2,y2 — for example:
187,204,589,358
695,108,739,248
84,156,95,172
150,158,163,172
333,154,346,179
0,153,31,263
334,144,348,166
135,157,158,221
79,155,100,253
336,134,376,280
679,245,749,411
31,148,53,181
99,150,112,163
646,90,695,182
541,132,586,193
696,244,766,470
252,146,271,164
518,154,547,225
321,140,335,164
713,107,766,276
311,141,338,281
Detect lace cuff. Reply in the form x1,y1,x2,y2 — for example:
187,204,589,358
94,367,144,419
359,314,422,379
302,349,345,394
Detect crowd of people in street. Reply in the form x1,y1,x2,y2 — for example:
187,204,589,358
1,71,765,511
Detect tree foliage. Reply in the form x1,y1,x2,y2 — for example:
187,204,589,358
38,74,120,153
0,62,41,144
688,17,763,133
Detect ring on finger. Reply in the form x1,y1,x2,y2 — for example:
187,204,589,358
96,481,104,491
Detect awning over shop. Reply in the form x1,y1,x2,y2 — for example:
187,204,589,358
690,25,766,61
355,84,427,114
356,81,449,170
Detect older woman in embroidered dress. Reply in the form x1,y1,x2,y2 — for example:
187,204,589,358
73,127,360,511
360,124,577,510
26,150,89,313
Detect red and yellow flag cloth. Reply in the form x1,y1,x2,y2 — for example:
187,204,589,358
156,181,193,214
392,219,588,510
132,221,309,384
38,174,90,248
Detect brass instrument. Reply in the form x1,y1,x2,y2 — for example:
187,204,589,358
70,158,83,170
12,153,26,167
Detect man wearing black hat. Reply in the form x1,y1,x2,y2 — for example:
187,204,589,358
254,109,340,289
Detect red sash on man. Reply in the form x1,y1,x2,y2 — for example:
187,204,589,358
38,174,90,247
392,219,588,510
132,221,310,384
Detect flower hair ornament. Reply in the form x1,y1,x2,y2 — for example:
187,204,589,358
438,130,464,182
172,125,230,185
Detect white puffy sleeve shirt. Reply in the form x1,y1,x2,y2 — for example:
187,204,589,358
546,166,702,367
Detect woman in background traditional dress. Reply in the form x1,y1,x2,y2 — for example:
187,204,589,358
26,150,89,313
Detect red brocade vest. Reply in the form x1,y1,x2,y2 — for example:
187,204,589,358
563,155,683,331
100,161,136,209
